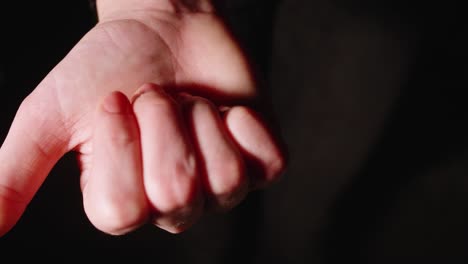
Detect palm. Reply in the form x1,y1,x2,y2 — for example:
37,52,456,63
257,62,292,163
30,11,255,167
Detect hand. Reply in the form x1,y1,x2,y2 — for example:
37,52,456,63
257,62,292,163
0,4,285,235
87,84,284,234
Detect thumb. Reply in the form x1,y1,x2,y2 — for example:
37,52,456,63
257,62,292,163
0,90,68,236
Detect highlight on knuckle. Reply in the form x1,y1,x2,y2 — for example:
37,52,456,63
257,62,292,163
213,154,246,198
172,156,198,207
91,200,146,235
158,155,199,213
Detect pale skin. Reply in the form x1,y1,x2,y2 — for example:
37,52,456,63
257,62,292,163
0,0,286,236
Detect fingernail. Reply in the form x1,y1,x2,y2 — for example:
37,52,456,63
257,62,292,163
131,83,165,103
102,91,131,114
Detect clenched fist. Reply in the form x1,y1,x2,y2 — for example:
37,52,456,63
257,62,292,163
0,0,285,236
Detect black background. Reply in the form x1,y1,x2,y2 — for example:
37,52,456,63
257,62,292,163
1,0,468,263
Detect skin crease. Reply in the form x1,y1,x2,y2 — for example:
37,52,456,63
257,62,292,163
0,0,285,236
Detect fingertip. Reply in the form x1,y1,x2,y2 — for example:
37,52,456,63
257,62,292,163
101,91,132,114
225,106,287,187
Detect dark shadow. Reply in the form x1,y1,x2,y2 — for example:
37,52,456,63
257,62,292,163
317,0,468,262
212,1,282,263
0,0,281,262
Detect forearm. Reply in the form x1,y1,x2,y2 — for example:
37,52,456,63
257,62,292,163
96,0,215,21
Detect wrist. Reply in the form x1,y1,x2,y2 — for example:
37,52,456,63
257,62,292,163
96,0,214,21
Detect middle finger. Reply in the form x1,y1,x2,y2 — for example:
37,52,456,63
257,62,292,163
132,83,203,233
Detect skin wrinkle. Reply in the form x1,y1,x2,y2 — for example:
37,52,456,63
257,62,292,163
20,95,69,159
100,16,183,88
0,183,27,205
172,153,197,207
78,153,92,192
47,61,98,152
98,7,255,101
120,14,185,85
0,146,40,203
96,23,128,56
46,72,68,129
97,9,212,91
93,19,169,81
26,82,68,147
95,19,175,83
173,15,203,87
64,18,181,151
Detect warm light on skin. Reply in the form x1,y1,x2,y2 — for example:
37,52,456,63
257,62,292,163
0,0,285,237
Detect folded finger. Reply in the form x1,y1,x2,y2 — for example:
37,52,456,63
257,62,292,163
83,91,149,235
180,94,247,211
224,106,286,189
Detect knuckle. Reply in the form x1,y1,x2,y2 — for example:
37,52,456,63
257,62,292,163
153,204,202,234
133,90,175,112
214,155,246,196
88,199,147,236
171,160,199,208
158,155,200,213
